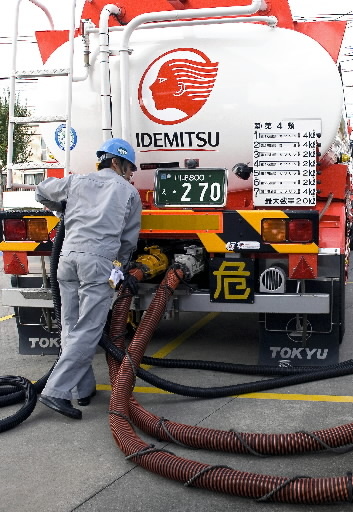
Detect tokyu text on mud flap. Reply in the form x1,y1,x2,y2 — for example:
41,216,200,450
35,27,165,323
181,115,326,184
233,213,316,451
209,257,254,303
258,312,340,367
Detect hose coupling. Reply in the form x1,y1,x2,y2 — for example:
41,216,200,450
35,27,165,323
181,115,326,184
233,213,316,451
173,245,205,280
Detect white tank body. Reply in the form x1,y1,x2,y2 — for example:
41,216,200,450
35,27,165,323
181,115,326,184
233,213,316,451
36,22,343,191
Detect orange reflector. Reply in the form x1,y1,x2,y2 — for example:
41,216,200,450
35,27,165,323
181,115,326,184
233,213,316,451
261,219,287,242
289,254,317,279
3,251,29,275
27,218,48,241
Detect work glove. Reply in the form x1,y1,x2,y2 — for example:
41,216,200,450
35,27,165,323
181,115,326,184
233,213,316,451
108,267,124,289
120,273,139,295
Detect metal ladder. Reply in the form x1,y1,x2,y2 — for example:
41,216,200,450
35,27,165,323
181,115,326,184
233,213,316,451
6,0,77,189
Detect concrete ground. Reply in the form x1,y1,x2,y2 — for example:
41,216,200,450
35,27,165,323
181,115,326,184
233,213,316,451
1,262,353,512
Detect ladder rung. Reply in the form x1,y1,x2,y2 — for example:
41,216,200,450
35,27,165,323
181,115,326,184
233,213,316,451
16,68,70,78
10,116,67,124
9,162,64,170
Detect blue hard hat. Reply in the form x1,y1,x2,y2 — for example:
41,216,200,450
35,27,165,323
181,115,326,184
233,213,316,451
96,138,136,166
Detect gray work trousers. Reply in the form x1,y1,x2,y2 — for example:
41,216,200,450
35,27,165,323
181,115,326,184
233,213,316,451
42,251,114,400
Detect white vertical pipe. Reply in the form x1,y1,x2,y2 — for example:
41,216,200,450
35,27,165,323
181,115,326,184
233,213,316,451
99,4,122,142
6,0,22,189
119,0,267,142
64,0,76,176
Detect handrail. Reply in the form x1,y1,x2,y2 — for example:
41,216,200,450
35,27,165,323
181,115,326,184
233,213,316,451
6,0,76,187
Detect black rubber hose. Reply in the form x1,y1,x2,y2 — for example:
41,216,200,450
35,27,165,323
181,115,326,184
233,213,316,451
0,217,64,415
0,376,37,433
49,217,65,332
136,354,353,376
100,335,353,398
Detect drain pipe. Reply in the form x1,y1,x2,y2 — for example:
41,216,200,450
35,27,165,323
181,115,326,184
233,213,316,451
119,0,268,142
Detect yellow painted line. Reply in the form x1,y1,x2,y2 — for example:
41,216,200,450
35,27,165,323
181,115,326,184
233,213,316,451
0,314,15,322
140,312,219,370
96,384,353,403
97,384,114,391
236,392,353,403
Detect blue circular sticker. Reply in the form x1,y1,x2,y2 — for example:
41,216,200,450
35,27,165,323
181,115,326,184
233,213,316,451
54,124,77,151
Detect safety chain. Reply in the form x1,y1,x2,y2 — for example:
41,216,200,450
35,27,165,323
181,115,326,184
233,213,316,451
229,429,268,458
171,266,194,291
157,417,195,449
158,283,177,295
124,349,137,381
109,332,127,345
125,444,175,460
184,465,232,487
297,431,353,454
256,475,312,502
108,410,135,429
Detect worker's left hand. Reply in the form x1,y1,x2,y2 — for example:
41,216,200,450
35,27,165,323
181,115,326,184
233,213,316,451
120,273,139,295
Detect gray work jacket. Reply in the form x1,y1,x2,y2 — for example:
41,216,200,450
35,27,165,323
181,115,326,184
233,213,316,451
35,169,142,265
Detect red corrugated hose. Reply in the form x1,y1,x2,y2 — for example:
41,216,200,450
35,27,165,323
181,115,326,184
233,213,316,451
106,267,353,505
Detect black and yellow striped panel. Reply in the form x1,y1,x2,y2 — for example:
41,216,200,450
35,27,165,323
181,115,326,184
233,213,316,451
141,209,319,254
0,212,59,252
199,210,319,254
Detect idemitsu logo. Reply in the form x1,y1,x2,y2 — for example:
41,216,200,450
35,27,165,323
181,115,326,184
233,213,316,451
138,48,218,125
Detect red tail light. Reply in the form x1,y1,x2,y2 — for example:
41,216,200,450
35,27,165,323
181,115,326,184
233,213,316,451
4,219,27,241
288,219,313,242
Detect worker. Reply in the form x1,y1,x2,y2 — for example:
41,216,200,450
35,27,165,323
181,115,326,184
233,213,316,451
35,138,142,420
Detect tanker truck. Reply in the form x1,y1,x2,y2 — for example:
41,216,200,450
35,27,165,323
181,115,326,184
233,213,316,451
1,0,352,365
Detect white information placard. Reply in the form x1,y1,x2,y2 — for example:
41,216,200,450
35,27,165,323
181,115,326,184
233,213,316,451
253,119,321,207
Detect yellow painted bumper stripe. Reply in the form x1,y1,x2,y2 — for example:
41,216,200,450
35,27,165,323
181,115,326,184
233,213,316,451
271,242,319,254
197,233,232,253
0,241,39,251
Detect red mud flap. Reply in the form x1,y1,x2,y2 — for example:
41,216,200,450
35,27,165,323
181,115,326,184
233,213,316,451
258,313,339,367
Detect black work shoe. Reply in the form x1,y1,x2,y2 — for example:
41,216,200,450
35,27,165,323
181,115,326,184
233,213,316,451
77,389,96,407
39,395,82,420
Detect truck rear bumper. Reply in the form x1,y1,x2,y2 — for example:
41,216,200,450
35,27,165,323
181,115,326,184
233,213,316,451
2,287,330,314
133,290,330,314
